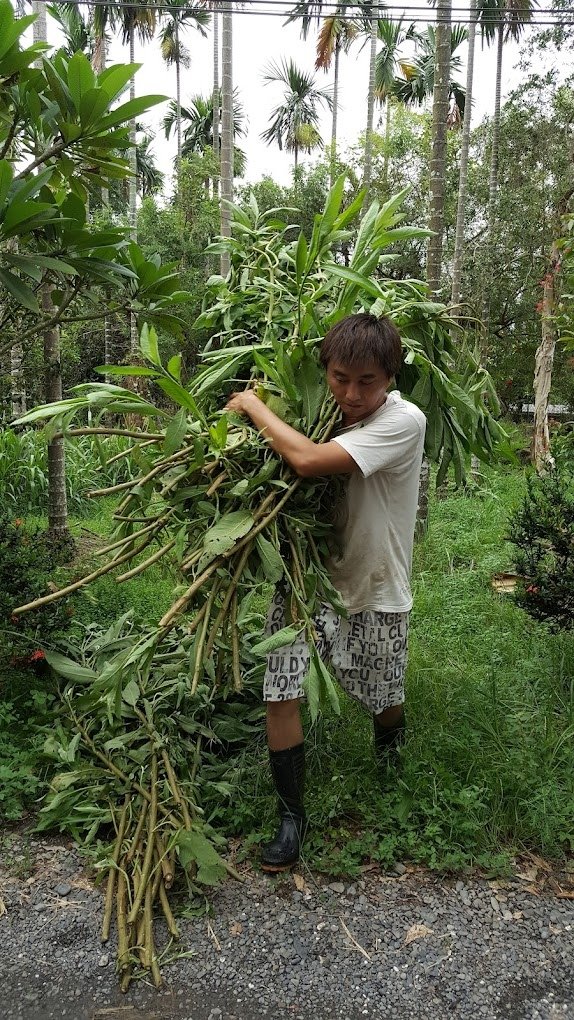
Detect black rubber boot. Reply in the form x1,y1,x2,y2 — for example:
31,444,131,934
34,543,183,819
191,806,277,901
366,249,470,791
261,743,306,872
373,708,405,771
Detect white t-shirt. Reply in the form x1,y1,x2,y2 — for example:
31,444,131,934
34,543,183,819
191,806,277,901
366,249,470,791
328,390,426,614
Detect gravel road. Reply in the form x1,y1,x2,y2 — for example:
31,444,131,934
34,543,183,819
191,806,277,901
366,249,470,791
1,830,574,1020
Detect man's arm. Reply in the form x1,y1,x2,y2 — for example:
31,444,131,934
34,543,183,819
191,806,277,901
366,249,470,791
225,390,357,478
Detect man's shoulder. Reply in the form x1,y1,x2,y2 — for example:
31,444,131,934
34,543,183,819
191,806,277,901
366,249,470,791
372,391,426,434
392,393,427,429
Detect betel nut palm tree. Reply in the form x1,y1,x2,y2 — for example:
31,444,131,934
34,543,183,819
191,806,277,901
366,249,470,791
478,0,538,330
159,0,210,164
374,16,416,190
163,92,247,177
422,0,453,296
118,2,157,358
261,58,333,171
314,9,360,184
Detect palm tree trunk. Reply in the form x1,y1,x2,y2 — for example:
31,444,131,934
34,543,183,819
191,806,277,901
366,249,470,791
42,285,70,538
91,27,108,207
330,42,340,187
32,0,46,44
426,0,452,296
532,243,558,474
33,2,69,537
92,21,106,75
415,457,430,539
481,21,504,333
450,0,477,312
382,98,392,193
175,21,182,164
212,11,220,197
220,4,233,278
15,3,46,418
5,235,26,419
10,335,26,419
128,22,138,358
363,15,378,205
129,23,137,245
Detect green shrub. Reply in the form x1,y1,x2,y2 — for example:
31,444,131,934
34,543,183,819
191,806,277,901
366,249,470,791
0,700,45,819
509,464,574,630
0,514,73,667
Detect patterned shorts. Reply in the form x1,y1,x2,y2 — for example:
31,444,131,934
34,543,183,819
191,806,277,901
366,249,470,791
263,592,409,715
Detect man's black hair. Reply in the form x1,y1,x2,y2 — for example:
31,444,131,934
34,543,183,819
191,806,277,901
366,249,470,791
319,313,403,380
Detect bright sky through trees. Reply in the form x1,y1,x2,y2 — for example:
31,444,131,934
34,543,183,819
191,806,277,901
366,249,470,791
44,0,526,188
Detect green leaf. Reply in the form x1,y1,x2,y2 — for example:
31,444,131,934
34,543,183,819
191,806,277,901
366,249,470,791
44,651,98,682
0,268,39,312
295,232,308,285
157,377,203,419
321,174,346,234
326,265,384,301
67,51,95,113
314,649,341,716
3,199,54,232
298,353,324,428
94,365,159,378
139,323,161,367
176,828,227,886
200,510,254,564
163,407,188,455
334,188,365,230
167,353,182,381
0,159,13,207
121,678,140,707
209,414,228,450
255,533,284,584
79,86,110,127
0,7,34,60
101,95,166,131
303,654,321,723
251,625,304,657
409,373,432,410
97,63,139,101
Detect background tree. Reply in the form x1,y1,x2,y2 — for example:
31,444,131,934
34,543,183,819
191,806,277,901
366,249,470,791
374,17,416,194
46,2,91,58
479,0,538,336
163,91,246,179
0,2,183,537
451,0,478,314
261,58,333,170
219,2,234,276
118,1,158,242
426,0,452,295
159,0,210,164
314,8,359,185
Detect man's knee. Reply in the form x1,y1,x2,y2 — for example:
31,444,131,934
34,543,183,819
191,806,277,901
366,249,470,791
266,698,302,720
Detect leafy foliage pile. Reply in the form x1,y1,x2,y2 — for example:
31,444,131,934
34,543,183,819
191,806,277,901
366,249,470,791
15,181,505,985
38,616,263,990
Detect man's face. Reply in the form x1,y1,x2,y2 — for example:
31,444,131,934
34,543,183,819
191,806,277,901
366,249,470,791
325,360,390,425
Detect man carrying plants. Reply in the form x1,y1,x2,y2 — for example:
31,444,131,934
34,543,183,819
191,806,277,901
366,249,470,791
227,312,426,872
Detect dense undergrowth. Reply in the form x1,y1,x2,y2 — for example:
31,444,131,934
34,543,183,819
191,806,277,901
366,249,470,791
1,446,573,874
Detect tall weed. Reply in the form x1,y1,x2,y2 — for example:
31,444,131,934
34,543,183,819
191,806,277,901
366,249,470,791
0,429,136,517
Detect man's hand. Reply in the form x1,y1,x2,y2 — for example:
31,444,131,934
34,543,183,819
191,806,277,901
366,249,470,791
225,389,262,417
